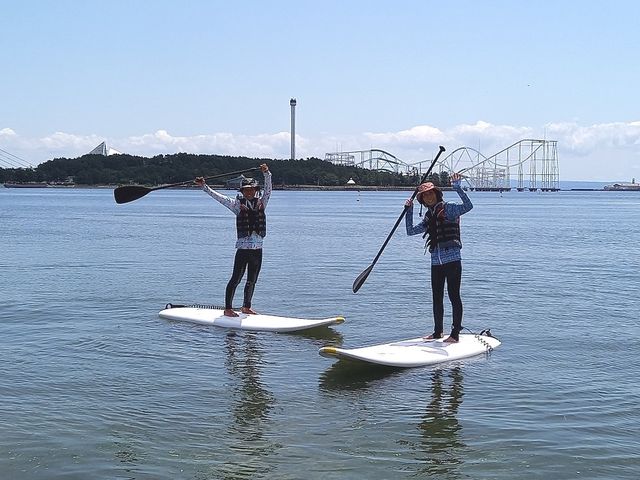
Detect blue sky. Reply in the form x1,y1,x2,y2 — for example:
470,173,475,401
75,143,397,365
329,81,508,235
1,0,639,180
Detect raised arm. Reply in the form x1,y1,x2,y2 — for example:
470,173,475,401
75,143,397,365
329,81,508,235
445,174,473,220
259,163,272,208
405,199,426,236
194,177,240,214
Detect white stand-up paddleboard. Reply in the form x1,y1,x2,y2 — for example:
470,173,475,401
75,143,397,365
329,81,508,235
319,333,500,367
159,304,344,333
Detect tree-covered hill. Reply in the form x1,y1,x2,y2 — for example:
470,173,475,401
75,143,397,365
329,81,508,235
1,152,451,187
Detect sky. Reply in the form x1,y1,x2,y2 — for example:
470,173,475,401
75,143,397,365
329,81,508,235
1,0,639,180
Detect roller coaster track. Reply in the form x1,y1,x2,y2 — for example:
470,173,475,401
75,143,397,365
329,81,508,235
325,139,559,191
325,148,407,173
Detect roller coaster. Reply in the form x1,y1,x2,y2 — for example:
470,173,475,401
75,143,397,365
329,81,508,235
325,139,560,191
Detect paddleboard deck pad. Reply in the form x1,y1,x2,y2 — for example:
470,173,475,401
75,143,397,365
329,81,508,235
159,304,344,332
319,332,500,367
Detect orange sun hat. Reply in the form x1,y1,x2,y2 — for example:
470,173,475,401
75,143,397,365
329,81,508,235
416,182,441,204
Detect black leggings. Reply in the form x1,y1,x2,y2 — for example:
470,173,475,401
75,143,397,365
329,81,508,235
431,260,463,338
225,249,263,309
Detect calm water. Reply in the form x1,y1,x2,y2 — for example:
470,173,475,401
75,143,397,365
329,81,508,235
1,186,639,480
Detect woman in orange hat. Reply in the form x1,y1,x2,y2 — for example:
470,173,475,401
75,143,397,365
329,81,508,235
405,172,473,342
195,164,271,317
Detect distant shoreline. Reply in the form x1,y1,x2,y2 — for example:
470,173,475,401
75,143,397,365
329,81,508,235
98,184,614,192
2,183,618,192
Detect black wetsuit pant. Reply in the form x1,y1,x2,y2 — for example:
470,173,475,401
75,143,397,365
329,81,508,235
225,249,263,310
431,260,463,340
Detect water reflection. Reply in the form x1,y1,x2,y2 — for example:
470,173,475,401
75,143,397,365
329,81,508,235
215,331,278,480
319,359,404,391
111,436,142,480
414,366,465,477
319,360,466,478
287,326,344,347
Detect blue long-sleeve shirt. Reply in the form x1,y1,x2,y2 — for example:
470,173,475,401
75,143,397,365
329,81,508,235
202,171,272,249
405,180,473,265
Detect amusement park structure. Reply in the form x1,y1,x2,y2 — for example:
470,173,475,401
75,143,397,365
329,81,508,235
325,139,560,191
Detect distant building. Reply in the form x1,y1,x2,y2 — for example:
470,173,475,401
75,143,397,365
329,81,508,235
88,141,122,156
604,178,640,191
346,177,356,185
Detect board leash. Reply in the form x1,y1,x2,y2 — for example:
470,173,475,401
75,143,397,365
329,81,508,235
165,303,228,310
462,327,495,353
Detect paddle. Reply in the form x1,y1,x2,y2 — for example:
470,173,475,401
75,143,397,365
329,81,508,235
352,145,446,293
113,167,261,204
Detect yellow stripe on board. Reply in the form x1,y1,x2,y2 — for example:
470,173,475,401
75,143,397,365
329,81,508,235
321,347,338,356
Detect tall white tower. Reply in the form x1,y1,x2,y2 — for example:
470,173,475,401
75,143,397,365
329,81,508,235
290,98,297,160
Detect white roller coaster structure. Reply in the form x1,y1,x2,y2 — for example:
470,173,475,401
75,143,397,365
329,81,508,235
325,139,559,191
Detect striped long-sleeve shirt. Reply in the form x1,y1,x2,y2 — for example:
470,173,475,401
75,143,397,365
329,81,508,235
405,181,473,265
202,171,272,249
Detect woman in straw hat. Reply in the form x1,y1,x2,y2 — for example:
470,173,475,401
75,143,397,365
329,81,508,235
405,172,473,342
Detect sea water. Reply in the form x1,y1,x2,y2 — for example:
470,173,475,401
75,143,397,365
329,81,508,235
1,187,639,479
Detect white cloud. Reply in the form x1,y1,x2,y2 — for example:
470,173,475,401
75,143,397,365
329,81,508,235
40,131,102,152
125,130,291,158
545,121,640,154
450,121,533,148
364,125,448,145
1,121,639,180
0,128,17,137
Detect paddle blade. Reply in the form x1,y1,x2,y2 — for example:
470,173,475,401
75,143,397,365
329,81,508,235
113,185,152,204
352,264,374,293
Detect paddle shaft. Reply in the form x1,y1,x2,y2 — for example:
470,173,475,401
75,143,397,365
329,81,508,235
113,167,261,204
149,167,260,192
352,145,446,292
369,146,445,265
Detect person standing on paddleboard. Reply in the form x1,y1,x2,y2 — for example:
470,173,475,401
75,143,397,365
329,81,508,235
195,164,271,317
405,172,472,343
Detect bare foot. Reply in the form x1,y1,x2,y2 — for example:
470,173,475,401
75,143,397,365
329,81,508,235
241,307,258,314
423,333,443,341
224,309,239,317
443,336,459,343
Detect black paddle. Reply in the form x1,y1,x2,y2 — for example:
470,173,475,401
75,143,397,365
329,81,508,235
113,167,261,204
352,145,446,293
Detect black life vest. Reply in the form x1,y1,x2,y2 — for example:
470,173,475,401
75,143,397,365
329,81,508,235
236,198,266,238
423,202,461,252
